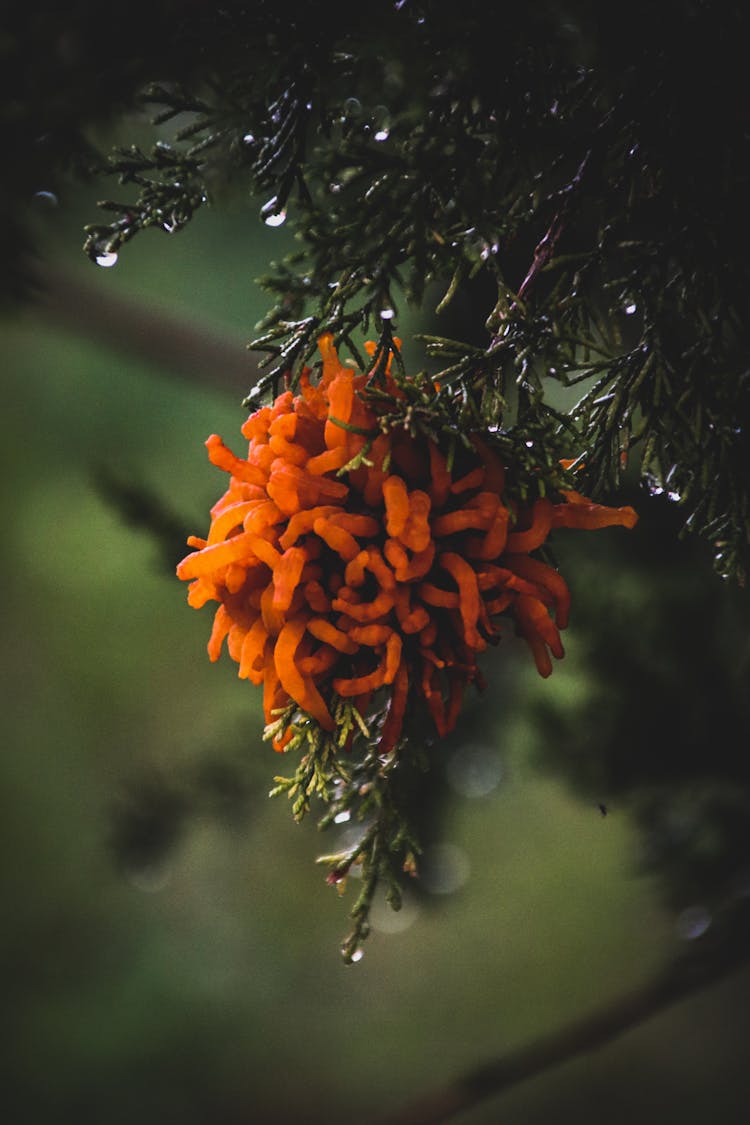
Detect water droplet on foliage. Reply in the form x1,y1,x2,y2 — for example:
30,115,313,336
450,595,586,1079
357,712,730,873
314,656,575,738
373,105,391,141
33,189,58,206
645,475,681,503
380,307,395,320
370,891,420,934
95,251,118,268
333,810,351,824
243,132,255,145
350,948,365,962
676,905,712,941
624,302,637,315
261,197,287,226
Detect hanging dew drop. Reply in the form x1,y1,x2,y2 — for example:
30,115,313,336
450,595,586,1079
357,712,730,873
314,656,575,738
624,302,637,315
95,251,118,268
380,307,395,320
676,905,712,941
260,196,286,226
373,105,391,141
32,190,58,207
350,948,365,963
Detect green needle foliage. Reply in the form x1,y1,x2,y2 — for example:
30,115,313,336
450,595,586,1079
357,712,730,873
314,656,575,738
79,0,750,583
7,1,749,958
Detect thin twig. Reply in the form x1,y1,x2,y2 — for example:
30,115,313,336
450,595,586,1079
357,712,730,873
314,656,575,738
516,150,591,306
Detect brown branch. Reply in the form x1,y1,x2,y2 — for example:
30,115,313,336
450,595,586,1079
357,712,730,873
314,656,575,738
515,149,591,307
374,912,750,1125
24,259,258,398
488,149,592,351
494,98,624,341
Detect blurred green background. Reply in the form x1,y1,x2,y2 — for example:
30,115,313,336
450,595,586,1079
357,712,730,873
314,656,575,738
3,171,750,1125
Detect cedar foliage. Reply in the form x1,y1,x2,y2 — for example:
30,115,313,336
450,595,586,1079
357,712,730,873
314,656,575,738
6,1,750,957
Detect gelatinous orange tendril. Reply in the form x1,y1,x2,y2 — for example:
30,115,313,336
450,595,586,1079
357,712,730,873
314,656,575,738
177,335,637,753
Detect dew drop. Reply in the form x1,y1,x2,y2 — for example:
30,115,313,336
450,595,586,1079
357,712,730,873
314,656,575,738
242,132,255,145
373,105,391,141
261,196,287,226
33,189,58,207
676,905,711,941
370,890,420,934
350,948,365,963
333,810,351,825
624,302,637,315
95,251,118,268
380,307,395,320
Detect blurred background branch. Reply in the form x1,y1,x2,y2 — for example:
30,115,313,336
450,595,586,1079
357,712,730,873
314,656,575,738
378,898,750,1124
26,260,256,395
